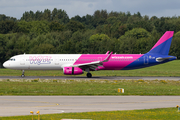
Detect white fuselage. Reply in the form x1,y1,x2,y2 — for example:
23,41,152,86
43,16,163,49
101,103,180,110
3,54,81,70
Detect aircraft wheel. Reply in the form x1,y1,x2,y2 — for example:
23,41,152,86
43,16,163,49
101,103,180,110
87,73,92,78
21,74,25,78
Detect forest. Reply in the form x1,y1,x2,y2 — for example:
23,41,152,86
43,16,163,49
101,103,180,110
0,8,180,67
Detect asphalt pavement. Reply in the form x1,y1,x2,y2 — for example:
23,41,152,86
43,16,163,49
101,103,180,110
0,96,180,116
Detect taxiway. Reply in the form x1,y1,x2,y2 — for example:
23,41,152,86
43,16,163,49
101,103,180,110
0,96,180,116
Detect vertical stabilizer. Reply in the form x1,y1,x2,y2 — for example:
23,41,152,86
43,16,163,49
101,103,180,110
148,31,174,55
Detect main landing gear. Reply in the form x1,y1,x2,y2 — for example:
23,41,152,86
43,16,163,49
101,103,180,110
86,73,92,78
85,68,92,78
21,70,25,77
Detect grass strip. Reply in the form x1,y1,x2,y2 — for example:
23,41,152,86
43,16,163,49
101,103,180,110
0,79,180,95
1,108,180,120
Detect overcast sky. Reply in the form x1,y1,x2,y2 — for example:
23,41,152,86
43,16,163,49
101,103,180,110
1,0,180,19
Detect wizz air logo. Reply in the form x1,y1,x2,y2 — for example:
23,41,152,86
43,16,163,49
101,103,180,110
29,56,52,65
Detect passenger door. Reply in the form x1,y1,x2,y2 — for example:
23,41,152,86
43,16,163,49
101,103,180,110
20,56,25,65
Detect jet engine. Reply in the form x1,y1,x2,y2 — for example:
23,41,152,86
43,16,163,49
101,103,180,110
63,67,84,75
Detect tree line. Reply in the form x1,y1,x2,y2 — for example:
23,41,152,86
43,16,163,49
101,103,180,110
0,8,180,67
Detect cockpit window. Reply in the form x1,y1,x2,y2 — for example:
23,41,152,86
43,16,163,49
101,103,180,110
8,58,15,61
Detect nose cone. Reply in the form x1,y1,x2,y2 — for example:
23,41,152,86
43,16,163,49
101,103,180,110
3,61,9,68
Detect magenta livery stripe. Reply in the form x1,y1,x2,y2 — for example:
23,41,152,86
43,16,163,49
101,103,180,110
103,54,143,70
73,54,143,70
151,31,174,50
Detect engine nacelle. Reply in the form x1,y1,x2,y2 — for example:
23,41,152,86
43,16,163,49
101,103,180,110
63,67,84,75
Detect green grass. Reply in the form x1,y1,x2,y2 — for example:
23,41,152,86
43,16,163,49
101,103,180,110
0,60,180,76
0,79,180,95
1,108,180,120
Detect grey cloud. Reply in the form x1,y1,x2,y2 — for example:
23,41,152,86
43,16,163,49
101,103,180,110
110,0,180,17
1,0,180,19
88,4,93,8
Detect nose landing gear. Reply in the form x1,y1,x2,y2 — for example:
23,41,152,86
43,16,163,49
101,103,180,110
21,70,25,77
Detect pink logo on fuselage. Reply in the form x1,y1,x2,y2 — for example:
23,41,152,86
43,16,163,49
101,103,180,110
29,56,52,65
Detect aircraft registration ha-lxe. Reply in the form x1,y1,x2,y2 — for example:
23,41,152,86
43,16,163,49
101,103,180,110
3,31,177,78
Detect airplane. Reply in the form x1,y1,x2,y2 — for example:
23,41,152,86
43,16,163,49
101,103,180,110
3,31,177,78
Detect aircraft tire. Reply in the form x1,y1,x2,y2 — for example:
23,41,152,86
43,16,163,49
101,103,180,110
21,74,25,78
87,73,92,78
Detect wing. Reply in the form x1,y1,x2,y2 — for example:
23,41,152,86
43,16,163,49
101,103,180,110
71,52,113,71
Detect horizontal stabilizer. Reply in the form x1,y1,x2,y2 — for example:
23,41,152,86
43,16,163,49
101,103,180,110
156,57,176,62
